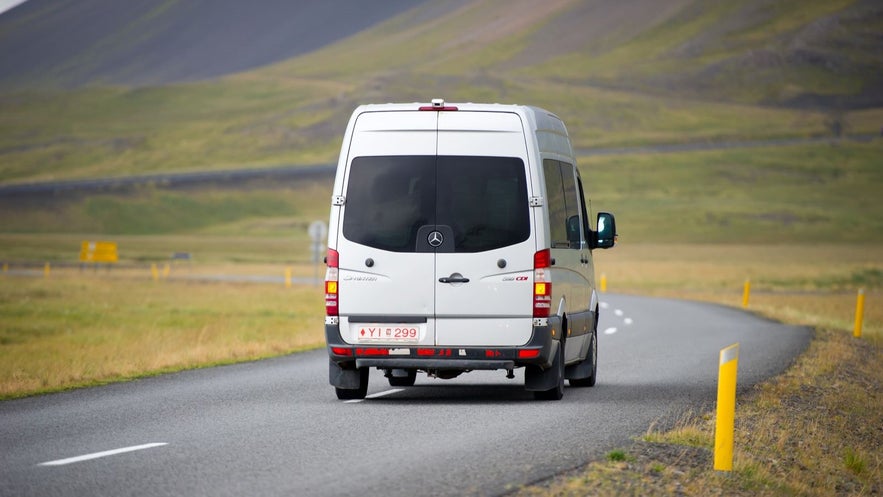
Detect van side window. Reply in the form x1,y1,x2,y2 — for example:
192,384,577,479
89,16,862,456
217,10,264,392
543,159,582,249
560,162,582,249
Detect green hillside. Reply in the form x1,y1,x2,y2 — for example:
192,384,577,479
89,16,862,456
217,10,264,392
0,0,880,246
1,0,880,183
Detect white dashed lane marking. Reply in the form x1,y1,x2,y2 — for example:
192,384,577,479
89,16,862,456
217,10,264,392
600,301,634,333
38,443,168,467
344,388,404,404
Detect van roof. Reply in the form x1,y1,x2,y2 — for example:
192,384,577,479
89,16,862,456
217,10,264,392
359,100,562,122
352,101,571,156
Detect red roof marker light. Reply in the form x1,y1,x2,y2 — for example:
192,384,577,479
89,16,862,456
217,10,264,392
419,98,458,111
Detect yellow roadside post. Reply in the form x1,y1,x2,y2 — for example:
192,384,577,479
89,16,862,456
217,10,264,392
854,288,865,338
163,264,171,279
285,267,292,288
715,343,740,472
741,279,751,308
151,263,159,282
44,262,51,279
600,273,607,293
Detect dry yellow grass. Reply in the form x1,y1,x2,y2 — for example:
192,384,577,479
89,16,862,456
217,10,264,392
0,271,324,398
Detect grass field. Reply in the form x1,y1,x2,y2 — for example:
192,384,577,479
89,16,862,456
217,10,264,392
0,271,323,399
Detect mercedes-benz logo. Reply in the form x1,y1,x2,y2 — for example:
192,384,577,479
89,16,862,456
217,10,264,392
427,231,444,247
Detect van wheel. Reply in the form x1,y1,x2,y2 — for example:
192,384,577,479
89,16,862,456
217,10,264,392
534,343,565,401
335,367,369,400
569,328,597,387
387,369,417,387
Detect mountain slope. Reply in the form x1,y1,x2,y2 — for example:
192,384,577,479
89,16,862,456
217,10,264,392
259,0,882,109
0,0,437,88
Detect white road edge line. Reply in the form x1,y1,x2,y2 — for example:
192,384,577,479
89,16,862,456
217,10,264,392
344,388,404,404
38,443,168,467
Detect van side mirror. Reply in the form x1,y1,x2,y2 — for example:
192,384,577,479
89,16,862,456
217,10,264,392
595,212,616,249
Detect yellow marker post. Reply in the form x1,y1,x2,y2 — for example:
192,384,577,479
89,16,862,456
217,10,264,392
600,273,607,293
854,288,865,338
741,279,751,308
285,267,292,288
162,264,171,279
44,262,51,279
151,263,159,282
715,343,739,472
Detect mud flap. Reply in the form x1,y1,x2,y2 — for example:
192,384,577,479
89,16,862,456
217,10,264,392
329,360,364,389
524,341,561,391
565,357,593,380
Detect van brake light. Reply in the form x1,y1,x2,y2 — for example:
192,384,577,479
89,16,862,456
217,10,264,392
533,249,552,318
325,249,339,316
419,98,458,111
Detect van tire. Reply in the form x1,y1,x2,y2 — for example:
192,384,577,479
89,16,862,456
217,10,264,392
387,369,417,387
335,367,369,400
533,342,565,401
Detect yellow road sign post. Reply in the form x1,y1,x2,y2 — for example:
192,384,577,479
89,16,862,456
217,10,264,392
714,343,740,472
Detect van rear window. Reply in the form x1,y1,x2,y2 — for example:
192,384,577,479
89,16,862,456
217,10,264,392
343,156,529,253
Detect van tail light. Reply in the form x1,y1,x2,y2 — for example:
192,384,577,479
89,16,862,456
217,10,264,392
325,249,339,316
518,349,542,359
533,249,552,318
356,348,389,356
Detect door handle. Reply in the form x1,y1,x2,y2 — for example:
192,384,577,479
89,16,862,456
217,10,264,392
439,276,470,284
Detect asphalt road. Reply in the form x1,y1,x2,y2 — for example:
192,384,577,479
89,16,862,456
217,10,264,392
0,294,811,497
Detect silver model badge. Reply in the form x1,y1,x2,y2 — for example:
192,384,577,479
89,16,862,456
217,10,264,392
427,231,444,247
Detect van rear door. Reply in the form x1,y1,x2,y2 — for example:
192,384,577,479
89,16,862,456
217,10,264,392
434,111,535,346
335,111,438,347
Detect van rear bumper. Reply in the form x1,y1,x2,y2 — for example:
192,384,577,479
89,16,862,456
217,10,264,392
356,358,516,370
325,316,560,374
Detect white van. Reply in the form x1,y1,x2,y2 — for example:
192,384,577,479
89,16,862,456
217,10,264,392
324,99,616,400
